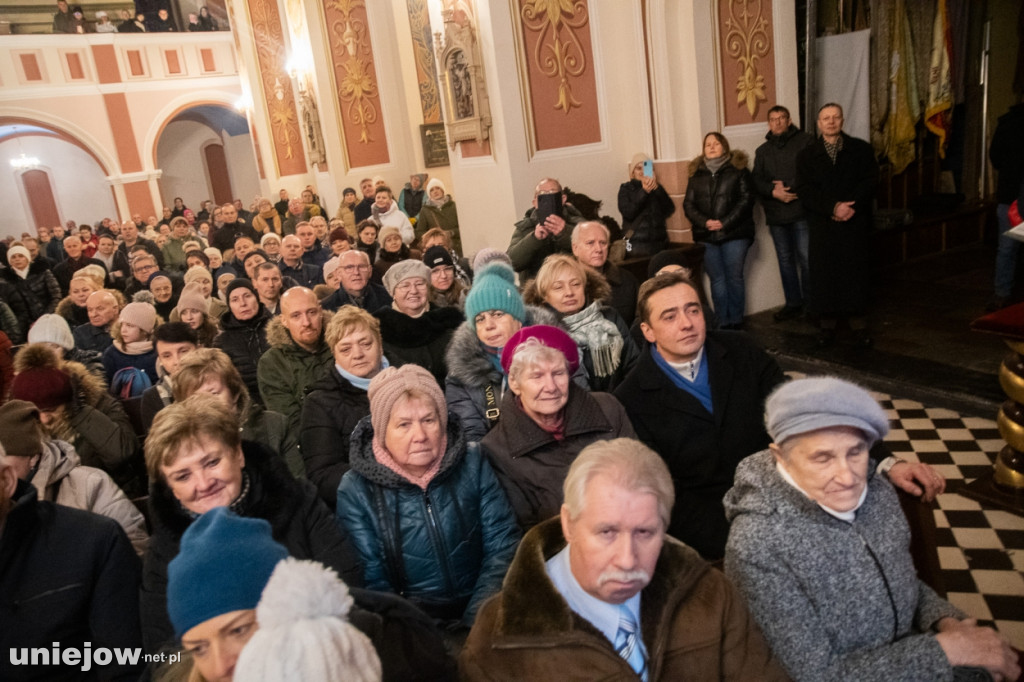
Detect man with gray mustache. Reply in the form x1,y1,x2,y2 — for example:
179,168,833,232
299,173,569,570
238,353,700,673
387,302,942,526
461,438,787,681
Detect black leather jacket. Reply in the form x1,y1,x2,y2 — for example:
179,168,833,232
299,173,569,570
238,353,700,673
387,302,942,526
683,151,756,244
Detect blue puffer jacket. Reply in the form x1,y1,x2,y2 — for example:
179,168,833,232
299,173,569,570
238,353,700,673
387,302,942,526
337,414,521,627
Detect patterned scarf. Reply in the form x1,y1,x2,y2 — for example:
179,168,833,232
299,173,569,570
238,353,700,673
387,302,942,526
562,301,623,378
824,135,844,164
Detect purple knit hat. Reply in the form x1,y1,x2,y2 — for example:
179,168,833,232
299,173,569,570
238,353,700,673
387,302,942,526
500,325,580,375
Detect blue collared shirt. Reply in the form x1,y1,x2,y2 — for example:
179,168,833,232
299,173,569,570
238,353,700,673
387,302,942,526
545,544,643,647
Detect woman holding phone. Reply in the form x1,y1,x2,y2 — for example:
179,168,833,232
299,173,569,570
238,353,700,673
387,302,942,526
618,153,676,258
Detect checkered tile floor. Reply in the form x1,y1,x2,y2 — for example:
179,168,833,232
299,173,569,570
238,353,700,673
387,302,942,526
880,396,1024,649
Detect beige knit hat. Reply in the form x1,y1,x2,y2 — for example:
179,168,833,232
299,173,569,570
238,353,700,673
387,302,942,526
377,225,401,247
176,282,209,315
368,365,447,448
322,256,342,282
119,301,157,333
381,259,431,297
183,265,213,285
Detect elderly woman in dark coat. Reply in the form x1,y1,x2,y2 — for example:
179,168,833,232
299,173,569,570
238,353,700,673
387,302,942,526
523,254,638,392
683,132,755,329
479,325,635,529
724,378,1019,682
213,278,272,402
337,365,520,630
140,394,363,654
445,262,587,443
301,306,394,508
374,259,462,387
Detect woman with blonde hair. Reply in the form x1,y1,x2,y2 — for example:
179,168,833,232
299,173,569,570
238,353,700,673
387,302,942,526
301,306,393,507
56,271,102,327
523,254,638,392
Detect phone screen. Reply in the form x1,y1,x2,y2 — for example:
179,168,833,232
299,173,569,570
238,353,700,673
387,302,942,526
535,192,563,226
643,160,654,178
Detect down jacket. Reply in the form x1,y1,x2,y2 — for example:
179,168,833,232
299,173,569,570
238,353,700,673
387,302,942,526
14,344,142,496
0,260,61,325
213,305,272,403
683,150,756,244
141,440,364,653
724,450,964,681
479,384,635,529
30,438,149,555
337,416,521,627
256,311,334,424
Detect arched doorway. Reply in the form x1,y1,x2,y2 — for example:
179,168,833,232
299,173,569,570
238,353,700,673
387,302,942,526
0,120,116,239
154,104,258,213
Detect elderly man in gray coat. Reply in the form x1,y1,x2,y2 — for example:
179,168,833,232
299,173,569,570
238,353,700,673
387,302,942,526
724,377,1019,682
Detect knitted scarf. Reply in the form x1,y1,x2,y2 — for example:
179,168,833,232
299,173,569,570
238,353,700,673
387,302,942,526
371,438,446,490
705,152,731,174
561,301,623,378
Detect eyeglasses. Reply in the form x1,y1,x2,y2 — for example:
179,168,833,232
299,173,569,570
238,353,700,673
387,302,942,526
395,279,427,292
431,266,454,275
134,262,156,274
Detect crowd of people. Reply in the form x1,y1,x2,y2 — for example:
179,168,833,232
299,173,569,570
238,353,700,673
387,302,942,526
50,0,225,34
1,103,1020,681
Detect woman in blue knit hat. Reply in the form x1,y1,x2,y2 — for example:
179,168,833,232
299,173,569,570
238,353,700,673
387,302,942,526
444,262,586,442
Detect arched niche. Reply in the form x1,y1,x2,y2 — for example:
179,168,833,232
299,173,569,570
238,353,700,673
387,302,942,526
154,103,259,211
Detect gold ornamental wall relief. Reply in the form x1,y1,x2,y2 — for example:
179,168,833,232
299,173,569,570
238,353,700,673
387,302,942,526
245,0,306,175
719,0,777,126
512,0,600,152
324,0,389,167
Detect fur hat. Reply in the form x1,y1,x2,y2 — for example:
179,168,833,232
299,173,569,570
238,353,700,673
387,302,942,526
27,314,74,350
10,366,74,411
501,324,580,375
167,508,288,639
176,282,209,315
368,365,447,447
382,259,431,297
233,558,382,682
119,301,157,333
765,377,889,446
464,262,525,327
0,400,44,458
329,227,351,245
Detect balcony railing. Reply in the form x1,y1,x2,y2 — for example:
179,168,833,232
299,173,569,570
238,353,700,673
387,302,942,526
0,31,237,95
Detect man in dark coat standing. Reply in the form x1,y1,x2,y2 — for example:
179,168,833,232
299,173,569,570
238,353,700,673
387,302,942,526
796,102,879,347
753,105,814,321
0,448,144,681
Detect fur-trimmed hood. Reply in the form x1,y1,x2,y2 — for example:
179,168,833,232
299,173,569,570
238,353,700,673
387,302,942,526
687,149,750,177
521,265,611,308
13,342,107,409
444,305,560,389
265,308,333,349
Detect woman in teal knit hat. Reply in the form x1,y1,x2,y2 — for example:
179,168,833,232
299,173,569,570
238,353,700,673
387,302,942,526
444,262,586,441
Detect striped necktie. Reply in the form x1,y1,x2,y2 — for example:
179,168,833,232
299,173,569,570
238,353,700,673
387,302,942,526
614,605,648,680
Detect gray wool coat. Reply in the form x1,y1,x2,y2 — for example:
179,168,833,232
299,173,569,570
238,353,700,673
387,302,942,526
724,450,964,682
